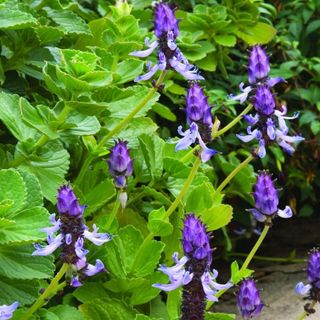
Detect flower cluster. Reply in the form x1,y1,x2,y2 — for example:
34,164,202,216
0,302,19,320
130,2,203,81
230,45,304,157
108,140,133,208
33,185,111,287
296,249,320,303
237,278,264,319
153,214,231,319
175,83,218,162
248,171,293,223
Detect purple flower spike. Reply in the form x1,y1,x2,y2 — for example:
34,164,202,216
154,215,232,320
254,86,275,116
249,171,293,223
130,2,204,82
108,140,133,189
33,185,110,287
182,214,211,262
154,2,179,38
308,250,320,289
237,279,264,319
0,301,19,320
57,185,85,217
248,46,270,84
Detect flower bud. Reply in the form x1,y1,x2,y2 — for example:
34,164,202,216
57,185,85,217
253,172,279,215
307,249,320,289
237,279,264,319
154,2,179,38
248,46,270,84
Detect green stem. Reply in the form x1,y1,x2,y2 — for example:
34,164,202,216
212,104,253,139
21,263,69,320
239,224,270,272
163,156,201,220
214,154,254,196
105,192,121,230
207,225,270,310
298,300,317,320
74,71,167,187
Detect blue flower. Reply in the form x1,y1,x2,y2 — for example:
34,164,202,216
130,2,204,81
33,185,111,287
0,302,19,320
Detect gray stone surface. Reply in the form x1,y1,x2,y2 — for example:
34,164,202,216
214,264,320,320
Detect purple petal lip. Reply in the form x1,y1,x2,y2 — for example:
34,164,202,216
0,301,19,320
295,282,311,295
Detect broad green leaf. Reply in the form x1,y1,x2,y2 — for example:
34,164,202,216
166,289,181,320
198,204,233,231
138,134,164,179
215,34,237,47
66,101,109,116
0,169,27,217
45,8,91,35
83,179,115,216
17,170,43,208
114,59,144,84
0,207,49,244
205,312,235,320
39,305,84,320
151,103,177,122
0,9,37,30
235,22,277,45
20,99,59,139
147,207,173,237
130,272,168,305
0,277,40,305
133,238,165,277
17,142,70,203
163,158,190,179
73,283,109,303
64,112,101,136
35,26,65,45
79,298,136,320
105,278,146,294
0,244,54,279
0,92,36,141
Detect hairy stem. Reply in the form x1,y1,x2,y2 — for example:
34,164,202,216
74,71,167,187
21,263,69,320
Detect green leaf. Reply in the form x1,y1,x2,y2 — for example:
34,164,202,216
45,8,91,35
18,142,70,203
138,134,164,179
230,261,253,284
79,298,136,320
114,59,145,84
147,207,173,237
235,22,277,45
0,207,49,244
35,26,65,45
17,170,43,208
166,289,181,320
64,112,101,136
0,244,54,279
83,179,115,216
198,204,233,231
151,103,177,122
205,312,235,320
214,35,237,47
20,99,59,139
105,278,146,293
0,169,27,217
40,305,84,320
73,283,109,303
0,277,40,305
133,238,165,277
0,92,36,141
66,101,109,116
0,8,37,30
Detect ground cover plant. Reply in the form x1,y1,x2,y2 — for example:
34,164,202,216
0,0,318,319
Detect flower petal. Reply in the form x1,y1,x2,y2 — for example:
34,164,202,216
129,40,158,58
277,206,293,219
295,282,311,295
32,234,63,256
84,224,112,246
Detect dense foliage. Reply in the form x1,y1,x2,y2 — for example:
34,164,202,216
0,0,318,319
